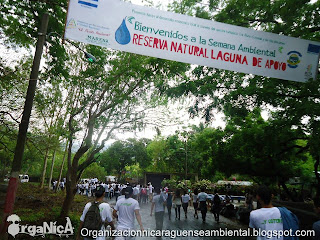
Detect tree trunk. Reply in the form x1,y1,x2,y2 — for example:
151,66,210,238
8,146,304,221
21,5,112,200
48,150,56,190
40,147,49,188
59,180,77,220
55,141,68,193
280,180,296,202
59,160,78,220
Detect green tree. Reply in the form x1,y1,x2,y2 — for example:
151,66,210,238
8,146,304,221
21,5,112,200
100,140,133,179
146,137,170,172
81,162,106,180
100,138,151,180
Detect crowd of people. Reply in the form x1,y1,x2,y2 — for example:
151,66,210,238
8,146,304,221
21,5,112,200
51,178,66,191
76,180,155,203
76,179,320,240
76,180,236,240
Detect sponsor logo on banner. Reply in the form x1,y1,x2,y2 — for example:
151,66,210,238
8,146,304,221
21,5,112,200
7,214,74,238
86,35,109,46
66,18,77,29
115,17,131,45
307,44,320,54
78,0,98,9
287,51,302,68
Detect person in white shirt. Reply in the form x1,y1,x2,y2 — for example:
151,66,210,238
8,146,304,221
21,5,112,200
109,186,114,199
59,181,65,191
77,186,115,240
173,190,182,220
151,188,165,234
85,183,89,197
181,190,191,219
53,180,57,191
249,185,283,240
197,188,208,222
104,184,109,199
192,189,199,219
148,183,153,202
133,185,139,200
113,186,144,240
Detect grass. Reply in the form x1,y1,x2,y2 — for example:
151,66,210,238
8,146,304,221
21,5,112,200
1,182,90,239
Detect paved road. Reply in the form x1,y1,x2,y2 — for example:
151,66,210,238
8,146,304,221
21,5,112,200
104,196,254,240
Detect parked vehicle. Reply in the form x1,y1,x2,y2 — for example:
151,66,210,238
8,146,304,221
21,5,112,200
19,175,29,183
4,175,29,183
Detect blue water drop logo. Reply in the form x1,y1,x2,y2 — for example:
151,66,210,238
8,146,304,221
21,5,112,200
115,18,131,45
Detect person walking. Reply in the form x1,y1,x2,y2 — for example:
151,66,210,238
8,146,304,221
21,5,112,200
166,191,173,220
85,182,89,197
109,185,114,199
211,189,221,223
113,186,144,240
249,185,299,240
181,190,190,219
77,186,115,240
192,189,199,219
197,187,208,223
140,186,147,204
148,183,154,202
114,185,120,201
151,187,166,238
104,183,109,199
133,185,139,200
173,190,182,220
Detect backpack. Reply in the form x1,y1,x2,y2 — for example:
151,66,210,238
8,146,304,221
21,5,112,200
141,188,147,195
83,202,103,232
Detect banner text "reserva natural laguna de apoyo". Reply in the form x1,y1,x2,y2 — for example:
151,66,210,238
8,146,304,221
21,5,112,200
64,0,320,82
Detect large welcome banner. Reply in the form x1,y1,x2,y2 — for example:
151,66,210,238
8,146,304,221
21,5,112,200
64,0,320,82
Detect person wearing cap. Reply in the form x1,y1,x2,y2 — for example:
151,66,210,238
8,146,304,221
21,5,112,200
77,185,115,240
113,186,144,239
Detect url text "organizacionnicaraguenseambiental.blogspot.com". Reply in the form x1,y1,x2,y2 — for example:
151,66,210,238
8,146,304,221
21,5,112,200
81,228,316,239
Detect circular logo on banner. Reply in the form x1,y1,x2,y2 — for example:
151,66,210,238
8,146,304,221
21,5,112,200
287,51,302,68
